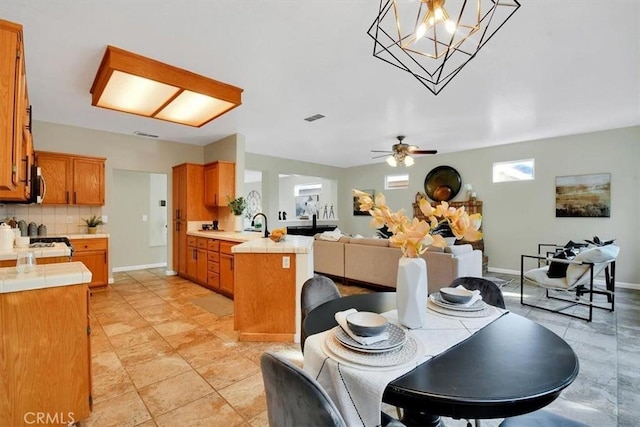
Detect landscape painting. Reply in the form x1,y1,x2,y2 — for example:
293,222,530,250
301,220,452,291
556,173,611,217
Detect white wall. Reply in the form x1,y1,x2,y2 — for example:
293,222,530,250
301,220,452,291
342,126,640,285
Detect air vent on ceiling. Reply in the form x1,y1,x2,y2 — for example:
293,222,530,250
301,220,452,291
304,114,325,122
133,131,159,138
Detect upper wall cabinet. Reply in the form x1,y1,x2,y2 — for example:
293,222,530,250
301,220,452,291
36,151,106,205
0,19,34,202
204,161,235,207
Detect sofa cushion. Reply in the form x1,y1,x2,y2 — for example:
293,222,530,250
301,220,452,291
348,237,390,247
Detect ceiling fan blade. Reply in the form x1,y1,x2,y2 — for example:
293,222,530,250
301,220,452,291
371,154,391,159
412,150,438,155
370,150,392,153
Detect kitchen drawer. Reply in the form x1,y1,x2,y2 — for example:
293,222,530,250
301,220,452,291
208,251,220,263
208,260,219,273
187,236,197,247
69,238,108,251
208,271,220,288
196,238,207,249
220,241,237,255
207,239,219,251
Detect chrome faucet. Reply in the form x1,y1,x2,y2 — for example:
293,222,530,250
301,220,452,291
251,213,270,238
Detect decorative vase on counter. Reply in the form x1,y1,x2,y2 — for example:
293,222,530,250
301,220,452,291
234,215,243,232
396,257,428,329
88,227,97,235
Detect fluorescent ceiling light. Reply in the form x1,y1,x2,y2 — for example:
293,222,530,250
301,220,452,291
90,46,243,127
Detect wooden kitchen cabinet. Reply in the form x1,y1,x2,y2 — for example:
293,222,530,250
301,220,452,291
0,284,92,425
219,240,238,297
0,19,34,202
204,161,235,207
36,151,106,205
171,163,217,275
70,237,108,288
186,237,208,285
207,239,220,290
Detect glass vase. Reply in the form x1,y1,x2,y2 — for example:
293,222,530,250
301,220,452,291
396,257,428,329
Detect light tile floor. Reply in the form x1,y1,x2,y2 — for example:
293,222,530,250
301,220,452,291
82,269,639,427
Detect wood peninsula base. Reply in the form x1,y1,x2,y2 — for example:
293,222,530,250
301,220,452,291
232,236,314,343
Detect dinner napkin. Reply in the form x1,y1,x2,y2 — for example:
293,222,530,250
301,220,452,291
455,285,482,307
334,308,390,345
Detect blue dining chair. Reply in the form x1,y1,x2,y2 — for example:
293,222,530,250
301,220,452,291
300,274,341,352
261,352,405,427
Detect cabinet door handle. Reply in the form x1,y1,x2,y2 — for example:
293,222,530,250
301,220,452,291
214,194,217,206
74,192,77,204
230,257,234,271
26,105,32,132
20,155,29,183
66,191,69,204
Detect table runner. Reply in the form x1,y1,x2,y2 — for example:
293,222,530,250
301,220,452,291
303,306,508,427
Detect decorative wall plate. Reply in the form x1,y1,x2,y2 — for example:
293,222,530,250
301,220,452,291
424,166,462,201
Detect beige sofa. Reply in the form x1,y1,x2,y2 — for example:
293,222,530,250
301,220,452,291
313,236,483,294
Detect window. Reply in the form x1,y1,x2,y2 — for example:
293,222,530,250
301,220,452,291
493,159,535,183
385,173,409,190
294,183,322,196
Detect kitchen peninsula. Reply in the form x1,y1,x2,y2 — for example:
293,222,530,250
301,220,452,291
0,262,93,426
232,235,314,343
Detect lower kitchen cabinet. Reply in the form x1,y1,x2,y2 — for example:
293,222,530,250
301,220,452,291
187,237,208,285
219,241,238,296
0,284,92,425
70,237,108,288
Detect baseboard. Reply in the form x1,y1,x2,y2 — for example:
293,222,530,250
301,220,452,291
487,267,640,290
112,262,167,273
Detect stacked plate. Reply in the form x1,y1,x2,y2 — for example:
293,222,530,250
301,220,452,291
334,323,407,354
324,324,418,368
429,292,486,311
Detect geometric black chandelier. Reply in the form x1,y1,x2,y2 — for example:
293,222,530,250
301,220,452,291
367,0,521,95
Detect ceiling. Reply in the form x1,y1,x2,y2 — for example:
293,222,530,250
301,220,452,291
4,1,639,168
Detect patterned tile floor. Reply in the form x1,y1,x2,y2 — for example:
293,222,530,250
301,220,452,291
82,269,639,427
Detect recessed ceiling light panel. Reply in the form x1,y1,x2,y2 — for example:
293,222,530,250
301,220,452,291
90,46,243,127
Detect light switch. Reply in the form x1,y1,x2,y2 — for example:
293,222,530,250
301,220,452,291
101,215,108,224
282,256,290,269
142,214,148,222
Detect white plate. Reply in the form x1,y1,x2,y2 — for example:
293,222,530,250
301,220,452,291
324,328,420,368
335,323,407,353
429,293,486,312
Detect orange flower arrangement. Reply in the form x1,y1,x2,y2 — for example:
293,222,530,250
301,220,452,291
353,189,483,258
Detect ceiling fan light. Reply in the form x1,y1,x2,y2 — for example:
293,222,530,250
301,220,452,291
386,156,398,167
404,155,415,167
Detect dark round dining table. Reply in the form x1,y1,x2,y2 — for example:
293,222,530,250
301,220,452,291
302,292,580,426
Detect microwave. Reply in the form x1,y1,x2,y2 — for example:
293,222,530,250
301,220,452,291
1,165,45,204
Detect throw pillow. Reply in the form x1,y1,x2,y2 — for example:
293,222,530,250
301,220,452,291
547,249,573,278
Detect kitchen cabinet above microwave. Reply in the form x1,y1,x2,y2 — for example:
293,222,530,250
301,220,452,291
35,151,106,205
0,19,35,203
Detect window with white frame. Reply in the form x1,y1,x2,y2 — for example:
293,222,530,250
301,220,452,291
385,173,409,190
493,159,535,183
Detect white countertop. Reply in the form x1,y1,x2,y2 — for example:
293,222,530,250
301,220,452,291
63,233,110,239
0,242,71,261
0,261,92,294
232,235,314,254
187,230,264,243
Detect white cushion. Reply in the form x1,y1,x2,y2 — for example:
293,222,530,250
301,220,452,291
524,266,571,289
444,244,473,256
566,245,619,287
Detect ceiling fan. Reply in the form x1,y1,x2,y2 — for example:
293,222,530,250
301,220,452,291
371,136,438,167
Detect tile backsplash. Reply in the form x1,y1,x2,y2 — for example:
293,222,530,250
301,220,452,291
0,204,104,236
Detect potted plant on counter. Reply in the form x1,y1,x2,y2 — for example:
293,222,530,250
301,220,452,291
83,215,103,234
228,197,247,232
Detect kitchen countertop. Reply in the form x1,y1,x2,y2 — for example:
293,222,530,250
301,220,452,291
232,235,314,254
0,242,71,261
0,261,92,294
187,230,264,243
